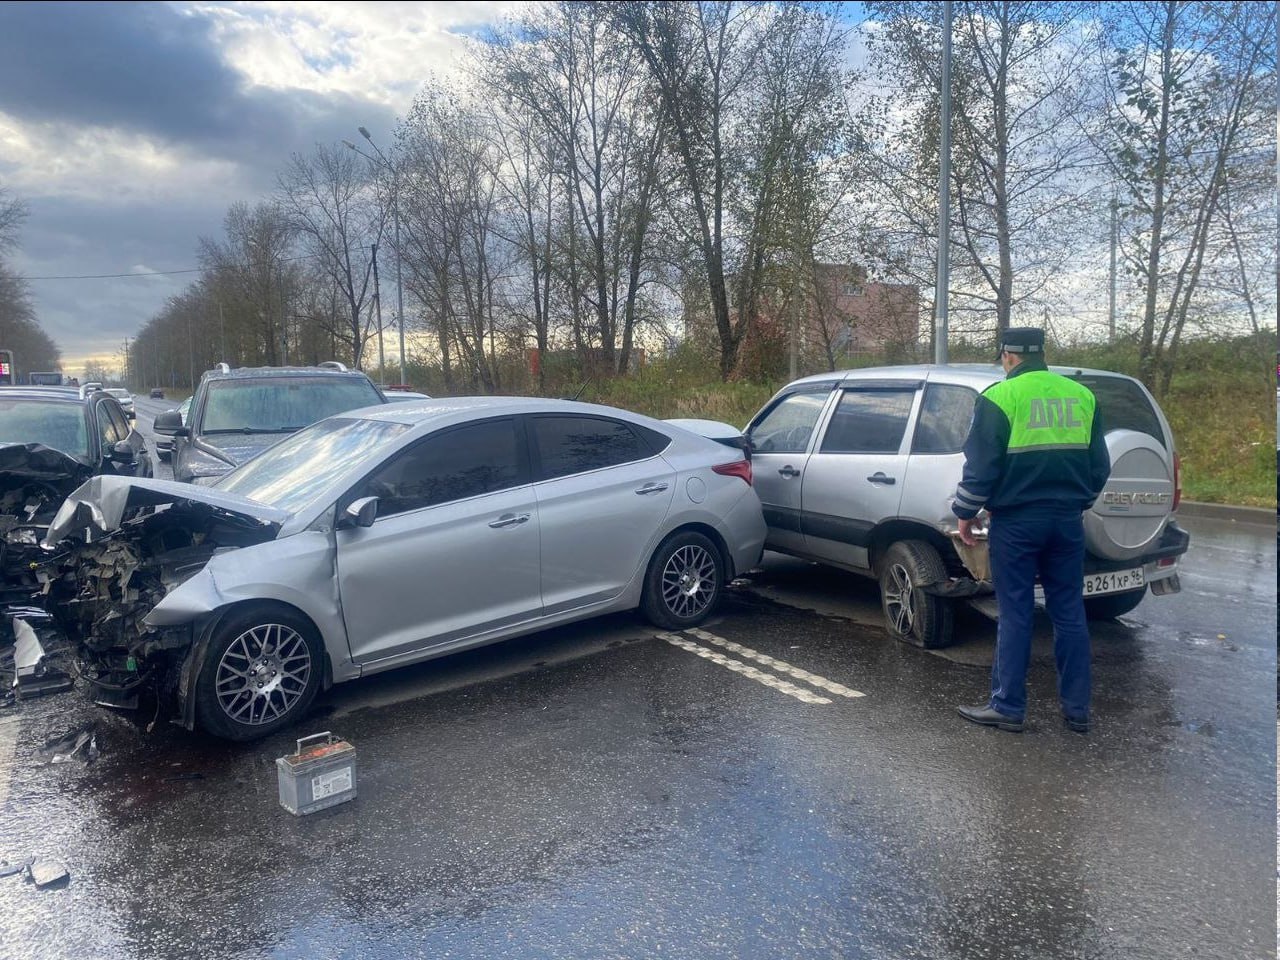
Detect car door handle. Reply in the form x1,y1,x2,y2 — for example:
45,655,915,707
634,482,669,495
778,465,801,478
488,513,531,529
866,473,896,485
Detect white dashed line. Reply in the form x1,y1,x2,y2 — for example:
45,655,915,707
683,628,866,699
657,633,833,705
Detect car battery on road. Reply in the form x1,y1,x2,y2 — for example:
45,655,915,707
276,732,357,816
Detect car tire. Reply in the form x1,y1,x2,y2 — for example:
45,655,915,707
1083,586,1147,621
194,604,323,741
641,530,724,630
878,540,954,649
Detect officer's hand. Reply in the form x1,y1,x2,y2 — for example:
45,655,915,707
958,517,977,547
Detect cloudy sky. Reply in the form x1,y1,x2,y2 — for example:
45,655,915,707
0,1,521,374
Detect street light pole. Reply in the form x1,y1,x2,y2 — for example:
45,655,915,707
934,0,953,365
352,127,406,384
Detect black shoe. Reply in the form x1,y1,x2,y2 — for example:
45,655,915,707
1062,714,1090,734
957,703,1024,732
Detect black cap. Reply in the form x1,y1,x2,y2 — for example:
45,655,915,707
997,327,1045,361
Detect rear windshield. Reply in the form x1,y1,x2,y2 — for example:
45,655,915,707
1070,375,1165,444
0,399,90,459
201,376,383,434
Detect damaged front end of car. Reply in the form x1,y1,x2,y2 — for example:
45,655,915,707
35,476,287,718
0,443,96,606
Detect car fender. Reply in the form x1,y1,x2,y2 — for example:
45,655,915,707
144,530,358,683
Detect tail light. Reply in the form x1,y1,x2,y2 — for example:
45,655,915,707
712,459,753,486
1172,452,1182,511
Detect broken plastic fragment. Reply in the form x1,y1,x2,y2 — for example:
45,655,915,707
26,860,69,888
11,617,44,681
0,857,34,878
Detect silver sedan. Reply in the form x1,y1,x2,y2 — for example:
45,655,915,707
44,397,767,740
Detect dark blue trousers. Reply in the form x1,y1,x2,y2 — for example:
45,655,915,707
987,510,1091,721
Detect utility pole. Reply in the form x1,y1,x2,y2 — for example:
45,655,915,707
934,0,953,365
218,300,227,362
1108,194,1118,342
371,243,385,382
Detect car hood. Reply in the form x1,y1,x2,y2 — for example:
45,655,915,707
44,475,289,545
0,443,96,519
195,432,284,466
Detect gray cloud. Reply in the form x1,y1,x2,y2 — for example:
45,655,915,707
0,1,404,368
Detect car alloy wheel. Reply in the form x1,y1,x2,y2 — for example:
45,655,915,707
882,561,916,634
662,543,718,620
642,530,724,630
214,622,313,726
877,540,954,649
196,603,323,739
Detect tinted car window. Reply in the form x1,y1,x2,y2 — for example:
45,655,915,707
820,389,916,454
201,376,382,433
1069,375,1164,443
362,419,522,516
912,383,978,454
532,416,648,480
749,392,829,454
0,399,89,458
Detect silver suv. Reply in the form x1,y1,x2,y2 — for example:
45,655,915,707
745,364,1189,648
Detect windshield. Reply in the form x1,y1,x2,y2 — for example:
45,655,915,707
217,416,411,513
0,399,90,459
201,377,382,434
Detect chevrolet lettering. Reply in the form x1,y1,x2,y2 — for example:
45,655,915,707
1102,491,1172,506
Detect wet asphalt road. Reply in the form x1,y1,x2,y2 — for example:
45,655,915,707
0,406,1274,960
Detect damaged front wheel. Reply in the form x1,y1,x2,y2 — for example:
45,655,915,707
195,604,322,741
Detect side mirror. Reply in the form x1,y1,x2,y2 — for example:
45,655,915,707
153,410,182,435
339,496,378,529
108,440,136,464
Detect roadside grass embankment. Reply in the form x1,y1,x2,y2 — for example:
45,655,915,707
582,336,1276,509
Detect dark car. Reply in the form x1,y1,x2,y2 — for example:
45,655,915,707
0,385,152,598
150,388,165,399
156,363,386,484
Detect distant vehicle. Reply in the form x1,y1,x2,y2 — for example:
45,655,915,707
154,362,386,484
150,388,165,399
28,371,64,386
104,387,136,419
381,390,432,402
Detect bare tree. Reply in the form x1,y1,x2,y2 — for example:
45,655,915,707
1098,0,1275,394
277,144,386,370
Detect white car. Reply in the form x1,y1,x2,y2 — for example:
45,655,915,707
104,387,135,419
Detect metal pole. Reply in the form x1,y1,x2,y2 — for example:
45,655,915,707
372,243,385,381
934,0,952,365
393,166,405,385
219,300,226,362
1108,194,1118,342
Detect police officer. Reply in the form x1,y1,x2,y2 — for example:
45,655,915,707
952,328,1111,734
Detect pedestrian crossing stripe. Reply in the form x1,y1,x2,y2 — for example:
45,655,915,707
684,628,866,700
656,633,833,704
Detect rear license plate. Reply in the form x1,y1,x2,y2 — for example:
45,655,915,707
1083,567,1145,596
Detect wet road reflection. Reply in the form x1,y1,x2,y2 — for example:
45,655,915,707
0,485,1272,958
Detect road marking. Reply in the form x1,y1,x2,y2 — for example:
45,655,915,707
657,633,832,705
684,628,866,699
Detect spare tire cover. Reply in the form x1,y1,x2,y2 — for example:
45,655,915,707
1083,428,1174,561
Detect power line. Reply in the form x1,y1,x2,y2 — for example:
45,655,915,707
14,252,321,282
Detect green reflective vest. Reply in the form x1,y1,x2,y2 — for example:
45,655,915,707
983,370,1096,454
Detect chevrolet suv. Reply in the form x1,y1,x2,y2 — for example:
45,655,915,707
156,363,385,484
745,364,1189,648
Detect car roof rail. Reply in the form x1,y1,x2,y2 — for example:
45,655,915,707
316,361,348,372
215,362,231,374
